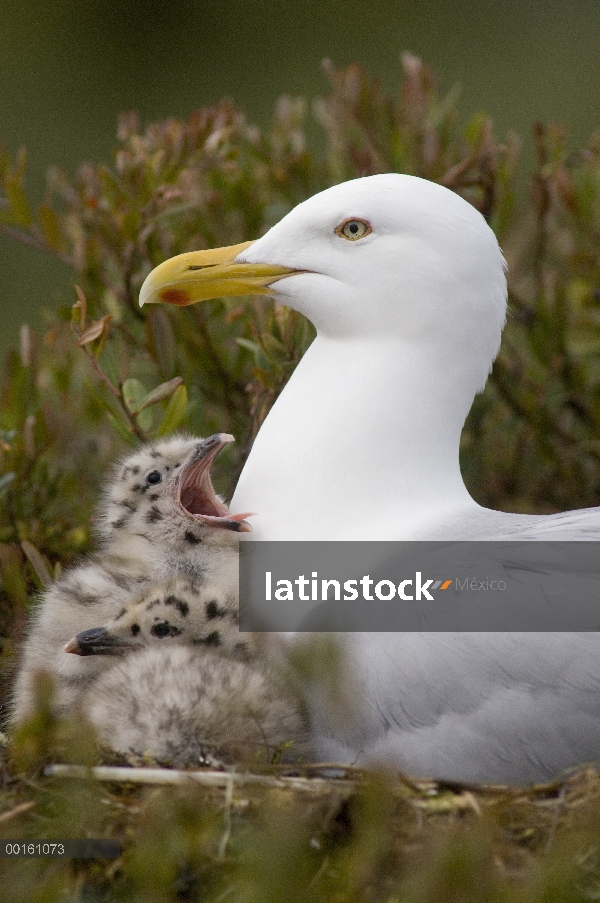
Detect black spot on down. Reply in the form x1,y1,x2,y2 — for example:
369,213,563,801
205,600,226,619
145,506,163,524
146,596,162,611
195,631,221,647
164,594,189,617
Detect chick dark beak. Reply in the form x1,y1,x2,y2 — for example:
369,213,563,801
64,627,139,656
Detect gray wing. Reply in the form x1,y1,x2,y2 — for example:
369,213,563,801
310,631,600,785
302,514,600,783
429,504,600,540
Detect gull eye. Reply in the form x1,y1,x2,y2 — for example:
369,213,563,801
335,218,372,242
150,621,172,638
146,470,162,485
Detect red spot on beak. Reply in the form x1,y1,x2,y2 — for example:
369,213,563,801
160,288,192,306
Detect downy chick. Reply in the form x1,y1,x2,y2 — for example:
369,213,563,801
79,645,309,767
64,575,251,661
12,434,251,722
65,578,310,766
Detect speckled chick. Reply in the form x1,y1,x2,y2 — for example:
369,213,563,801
11,434,251,722
65,577,310,766
64,575,252,661
82,645,311,767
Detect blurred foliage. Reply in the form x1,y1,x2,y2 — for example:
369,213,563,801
2,713,600,902
2,52,600,899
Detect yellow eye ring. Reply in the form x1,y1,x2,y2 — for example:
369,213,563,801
335,218,372,241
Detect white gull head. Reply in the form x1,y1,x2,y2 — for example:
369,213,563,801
240,173,506,361
233,174,506,539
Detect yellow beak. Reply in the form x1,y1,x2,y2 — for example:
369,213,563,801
139,240,297,307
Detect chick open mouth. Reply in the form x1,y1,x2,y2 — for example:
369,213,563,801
178,433,253,532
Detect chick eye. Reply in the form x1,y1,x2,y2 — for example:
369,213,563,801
146,470,162,485
150,622,172,638
335,218,372,241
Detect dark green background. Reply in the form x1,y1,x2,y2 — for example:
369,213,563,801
1,0,599,355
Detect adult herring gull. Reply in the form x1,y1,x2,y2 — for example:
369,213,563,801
139,174,600,784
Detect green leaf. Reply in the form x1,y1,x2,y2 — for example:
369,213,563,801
38,204,67,254
4,173,32,227
136,408,154,434
101,289,122,323
98,165,128,207
77,315,111,350
21,540,52,589
261,331,289,363
236,337,270,369
155,384,188,437
83,377,120,417
236,337,260,356
135,377,183,413
84,377,138,445
464,111,489,148
122,378,148,414
105,411,137,447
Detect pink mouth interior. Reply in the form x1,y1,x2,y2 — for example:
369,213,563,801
178,437,253,532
